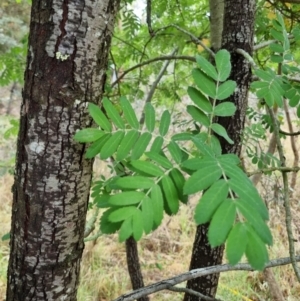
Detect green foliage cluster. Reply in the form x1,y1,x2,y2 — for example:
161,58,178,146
0,0,29,85
252,13,300,113
75,50,272,270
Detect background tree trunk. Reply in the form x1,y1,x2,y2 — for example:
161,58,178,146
184,1,256,300
6,1,120,300
209,0,224,51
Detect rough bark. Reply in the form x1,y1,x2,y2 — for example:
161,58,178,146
6,1,120,300
184,1,256,300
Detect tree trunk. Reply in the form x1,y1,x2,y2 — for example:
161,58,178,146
126,237,149,301
184,1,255,300
6,1,120,300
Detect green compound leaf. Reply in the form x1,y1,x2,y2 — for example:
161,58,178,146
269,43,284,53
217,154,240,165
169,168,188,204
184,160,222,194
103,98,125,129
108,206,138,222
187,105,210,127
119,218,133,242
145,151,173,169
172,132,193,141
192,134,215,157
142,197,154,234
151,184,164,227
88,103,112,132
145,102,156,132
270,28,284,42
159,110,171,136
216,80,236,100
235,198,273,246
161,175,179,214
100,131,125,160
132,209,144,241
245,226,269,270
181,156,218,171
116,130,139,161
210,135,222,156
226,222,249,265
111,176,155,190
167,141,183,164
226,176,269,221
120,96,140,129
85,133,111,159
214,102,236,117
108,191,145,206
100,208,122,234
211,123,234,144
208,199,236,247
194,180,229,224
188,86,213,113
74,128,105,143
196,54,218,80
192,68,217,99
219,159,269,221
1,232,10,241
255,69,276,82
131,160,164,177
131,132,152,160
150,136,164,153
215,49,231,82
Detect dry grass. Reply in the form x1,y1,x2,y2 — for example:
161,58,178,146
0,103,300,301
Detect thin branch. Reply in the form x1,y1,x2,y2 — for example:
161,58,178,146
287,76,300,83
167,286,223,301
168,24,215,57
283,99,299,191
280,128,300,136
112,256,300,301
84,207,99,238
111,55,196,87
146,0,153,35
247,166,300,176
278,0,300,3
267,107,300,281
84,232,102,242
236,48,257,68
139,48,178,124
109,51,121,96
113,35,144,55
254,35,294,51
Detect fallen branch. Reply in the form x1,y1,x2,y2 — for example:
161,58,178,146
112,256,300,301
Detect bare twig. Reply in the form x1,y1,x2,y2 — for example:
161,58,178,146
84,207,100,238
279,129,300,136
139,48,178,124
236,48,257,68
111,55,195,87
267,107,300,281
283,99,299,191
168,24,215,57
109,51,121,96
112,256,300,301
254,35,294,51
247,166,300,177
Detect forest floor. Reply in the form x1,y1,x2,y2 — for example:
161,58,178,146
0,86,300,301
